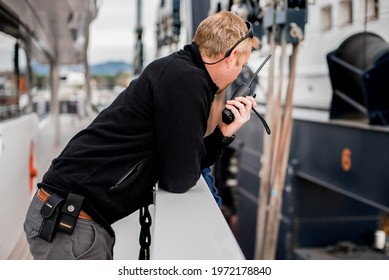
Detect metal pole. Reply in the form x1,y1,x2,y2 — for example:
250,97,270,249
50,59,60,146
83,9,92,117
254,0,278,260
134,0,143,75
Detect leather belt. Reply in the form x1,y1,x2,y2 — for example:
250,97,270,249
36,188,93,221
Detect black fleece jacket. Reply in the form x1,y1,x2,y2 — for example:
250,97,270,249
40,44,228,231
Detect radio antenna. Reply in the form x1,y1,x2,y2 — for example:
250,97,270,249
248,54,272,86
249,54,272,135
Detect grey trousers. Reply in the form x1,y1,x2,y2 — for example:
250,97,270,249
24,193,115,260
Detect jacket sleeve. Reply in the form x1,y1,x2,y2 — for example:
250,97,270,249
153,66,211,193
200,126,226,169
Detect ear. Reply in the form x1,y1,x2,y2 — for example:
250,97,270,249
226,49,239,66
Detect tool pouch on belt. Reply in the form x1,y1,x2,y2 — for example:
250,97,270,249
58,193,84,235
39,193,64,242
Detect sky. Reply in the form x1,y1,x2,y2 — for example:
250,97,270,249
88,0,160,65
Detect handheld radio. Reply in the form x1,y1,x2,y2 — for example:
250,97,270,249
222,54,272,135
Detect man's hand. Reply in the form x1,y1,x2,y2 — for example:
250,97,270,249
219,96,257,137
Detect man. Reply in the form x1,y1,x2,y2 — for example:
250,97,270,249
23,11,260,259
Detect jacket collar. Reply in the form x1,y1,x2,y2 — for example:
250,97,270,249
181,43,219,95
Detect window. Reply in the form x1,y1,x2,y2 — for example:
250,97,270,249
362,0,379,21
338,0,353,26
18,44,29,113
31,58,50,117
320,5,332,31
0,31,18,121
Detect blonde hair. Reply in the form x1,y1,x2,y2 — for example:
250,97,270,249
192,11,259,59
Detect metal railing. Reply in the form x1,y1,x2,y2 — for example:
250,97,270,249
150,177,245,260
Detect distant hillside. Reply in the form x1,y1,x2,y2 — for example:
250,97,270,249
31,61,133,76
90,61,133,76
